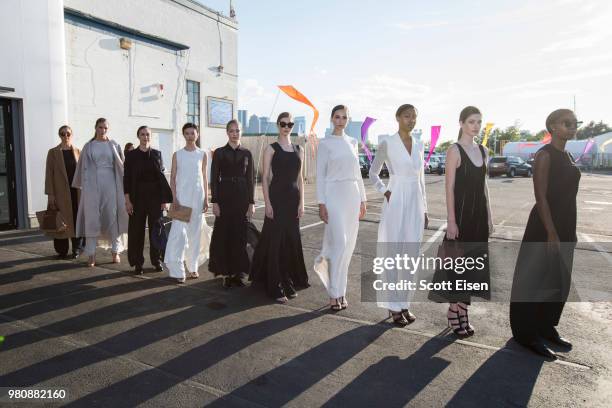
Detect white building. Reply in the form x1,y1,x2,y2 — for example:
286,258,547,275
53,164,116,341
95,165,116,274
0,0,238,229
502,133,612,166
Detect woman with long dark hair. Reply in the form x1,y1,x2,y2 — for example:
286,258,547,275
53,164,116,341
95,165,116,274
44,125,84,259
314,104,367,311
430,106,493,336
251,112,309,302
510,109,581,359
73,118,128,267
209,119,255,287
124,125,173,274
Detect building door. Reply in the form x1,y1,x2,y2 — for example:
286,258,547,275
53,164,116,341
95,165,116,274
0,99,17,229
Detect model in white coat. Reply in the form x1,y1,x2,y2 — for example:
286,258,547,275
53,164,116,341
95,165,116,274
369,104,429,326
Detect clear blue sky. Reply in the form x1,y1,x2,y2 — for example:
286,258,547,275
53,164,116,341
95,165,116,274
198,0,612,143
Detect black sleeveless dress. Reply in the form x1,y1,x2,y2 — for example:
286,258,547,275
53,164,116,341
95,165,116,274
250,143,309,299
429,143,490,303
510,144,581,344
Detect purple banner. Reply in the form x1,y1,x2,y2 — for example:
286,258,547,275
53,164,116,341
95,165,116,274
361,117,376,163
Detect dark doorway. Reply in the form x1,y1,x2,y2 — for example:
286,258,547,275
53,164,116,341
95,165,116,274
0,98,18,229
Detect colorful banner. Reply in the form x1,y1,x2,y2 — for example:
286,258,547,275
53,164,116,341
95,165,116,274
361,117,376,163
481,123,494,147
425,126,441,164
576,138,595,163
277,85,319,135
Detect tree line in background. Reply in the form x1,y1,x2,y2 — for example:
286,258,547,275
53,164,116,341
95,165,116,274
433,120,612,154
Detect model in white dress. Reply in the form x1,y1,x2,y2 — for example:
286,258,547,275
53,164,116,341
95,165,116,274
165,147,211,281
314,133,367,307
370,132,428,320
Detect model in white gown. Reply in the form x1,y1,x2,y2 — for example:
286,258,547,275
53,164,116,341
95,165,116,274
165,147,211,280
314,133,367,303
369,132,428,314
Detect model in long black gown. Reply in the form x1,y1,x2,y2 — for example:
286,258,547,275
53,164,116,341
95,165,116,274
250,142,309,299
429,143,490,303
208,143,255,281
510,144,580,346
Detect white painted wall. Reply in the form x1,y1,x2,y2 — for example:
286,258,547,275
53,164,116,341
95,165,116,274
0,0,68,224
1,0,237,227
64,0,238,153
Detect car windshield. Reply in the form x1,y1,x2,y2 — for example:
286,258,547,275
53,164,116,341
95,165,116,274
491,157,506,163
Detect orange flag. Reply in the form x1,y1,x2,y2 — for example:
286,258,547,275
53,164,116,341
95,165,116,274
278,85,319,135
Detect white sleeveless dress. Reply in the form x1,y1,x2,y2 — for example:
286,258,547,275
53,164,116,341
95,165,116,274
165,148,212,278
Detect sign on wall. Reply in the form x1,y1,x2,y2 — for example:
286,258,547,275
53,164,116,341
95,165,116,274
207,96,233,128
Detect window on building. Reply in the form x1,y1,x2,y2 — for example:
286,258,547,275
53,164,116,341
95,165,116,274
186,80,200,129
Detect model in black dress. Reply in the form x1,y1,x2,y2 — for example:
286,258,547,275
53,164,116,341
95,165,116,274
208,120,255,287
430,106,492,337
251,113,309,302
510,109,580,360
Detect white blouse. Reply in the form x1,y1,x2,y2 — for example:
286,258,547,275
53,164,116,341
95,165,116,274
369,133,428,212
316,134,367,204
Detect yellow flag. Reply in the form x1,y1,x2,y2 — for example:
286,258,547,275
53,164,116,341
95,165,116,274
481,123,494,147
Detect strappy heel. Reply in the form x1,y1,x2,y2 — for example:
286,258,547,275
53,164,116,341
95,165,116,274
389,310,409,327
447,306,468,337
87,256,96,268
330,298,342,312
340,296,348,309
401,309,416,323
457,302,474,336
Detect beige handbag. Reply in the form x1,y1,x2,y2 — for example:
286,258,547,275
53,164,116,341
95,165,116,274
36,207,68,233
167,204,192,222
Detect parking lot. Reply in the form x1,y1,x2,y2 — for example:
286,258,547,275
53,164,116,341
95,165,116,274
1,173,611,407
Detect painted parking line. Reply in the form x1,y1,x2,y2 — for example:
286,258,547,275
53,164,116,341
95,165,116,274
584,201,612,206
580,233,612,266
421,222,447,254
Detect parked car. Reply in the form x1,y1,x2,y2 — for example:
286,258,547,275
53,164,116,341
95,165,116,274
425,157,439,174
434,157,446,175
488,156,532,177
359,155,370,178
359,155,388,178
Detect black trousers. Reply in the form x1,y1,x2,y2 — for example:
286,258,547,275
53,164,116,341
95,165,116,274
128,184,162,268
510,301,566,344
54,187,84,256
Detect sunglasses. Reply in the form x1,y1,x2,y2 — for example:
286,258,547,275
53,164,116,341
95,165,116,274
562,120,582,128
60,132,72,137
279,122,294,128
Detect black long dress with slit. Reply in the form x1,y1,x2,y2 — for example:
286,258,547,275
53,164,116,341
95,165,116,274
429,143,490,303
250,143,309,299
510,144,580,345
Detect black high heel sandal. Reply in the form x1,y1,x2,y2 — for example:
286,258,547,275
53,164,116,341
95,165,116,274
389,310,409,327
457,303,474,336
447,307,468,337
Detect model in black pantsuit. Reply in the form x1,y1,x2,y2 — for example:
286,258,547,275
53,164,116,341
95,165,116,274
124,127,173,274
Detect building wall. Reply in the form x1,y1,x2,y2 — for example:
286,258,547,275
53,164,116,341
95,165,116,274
0,0,237,226
64,0,238,152
0,0,68,226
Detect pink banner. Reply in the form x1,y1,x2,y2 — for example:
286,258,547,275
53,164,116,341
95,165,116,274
425,126,441,164
576,138,595,163
361,117,375,162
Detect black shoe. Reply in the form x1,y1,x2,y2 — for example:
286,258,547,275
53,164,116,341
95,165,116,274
223,277,232,289
71,252,79,259
153,264,163,272
135,265,144,275
56,254,69,260
525,340,557,360
232,276,247,287
543,332,572,349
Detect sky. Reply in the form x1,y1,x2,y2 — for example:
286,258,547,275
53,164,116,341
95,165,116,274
197,0,612,143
